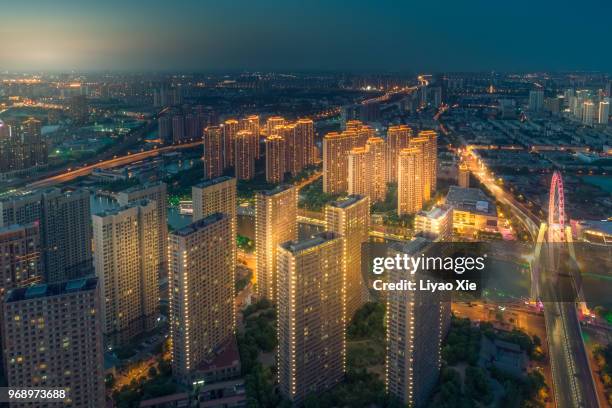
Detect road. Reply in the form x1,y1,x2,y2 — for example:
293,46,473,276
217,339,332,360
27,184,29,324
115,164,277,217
26,140,203,189
459,130,600,407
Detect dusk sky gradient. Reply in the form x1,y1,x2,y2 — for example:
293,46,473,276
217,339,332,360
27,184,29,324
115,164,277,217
2,0,611,72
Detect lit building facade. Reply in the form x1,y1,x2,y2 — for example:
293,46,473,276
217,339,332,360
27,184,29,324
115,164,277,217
265,135,286,184
117,181,169,279
325,195,370,320
277,232,345,404
203,126,224,180
169,214,235,382
255,185,297,301
3,278,105,408
386,125,412,183
385,239,450,408
458,162,470,188
348,136,387,203
415,205,453,241
92,200,160,347
0,223,42,300
322,130,363,194
397,147,424,215
223,119,239,169
234,130,256,180
445,186,498,238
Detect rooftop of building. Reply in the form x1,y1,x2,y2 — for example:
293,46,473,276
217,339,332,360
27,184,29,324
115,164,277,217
193,176,235,189
281,231,339,253
6,277,98,303
197,336,241,373
117,180,165,194
445,186,496,216
329,194,366,209
172,212,226,237
416,205,452,220
92,199,152,217
388,236,432,256
258,184,293,196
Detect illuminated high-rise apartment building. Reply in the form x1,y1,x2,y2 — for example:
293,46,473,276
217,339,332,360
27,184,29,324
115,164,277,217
277,232,344,404
240,115,261,157
325,195,370,320
255,185,297,301
296,118,315,166
386,125,412,183
322,130,365,194
409,131,437,202
385,238,450,408
265,116,285,137
0,223,42,300
345,120,375,146
234,130,256,180
3,278,105,408
348,136,387,203
265,135,286,184
116,181,168,279
92,200,160,347
397,146,424,215
0,189,93,283
192,176,237,282
223,119,239,169
192,176,237,222
169,214,235,382
203,125,224,180
281,123,302,176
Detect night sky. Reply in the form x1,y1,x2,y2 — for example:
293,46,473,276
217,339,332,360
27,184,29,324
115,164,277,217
2,0,611,72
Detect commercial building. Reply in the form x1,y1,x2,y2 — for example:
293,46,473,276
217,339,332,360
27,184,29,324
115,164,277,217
169,214,235,382
277,232,344,404
2,278,105,407
92,200,160,346
325,195,370,320
445,186,498,237
255,185,297,301
414,205,453,241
